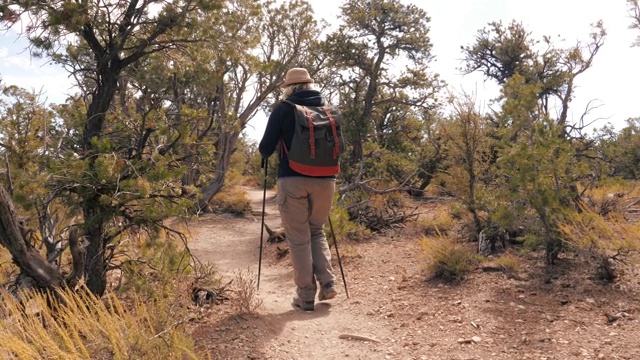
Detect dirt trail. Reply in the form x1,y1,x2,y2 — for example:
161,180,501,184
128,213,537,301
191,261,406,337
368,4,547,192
188,187,640,360
188,187,393,359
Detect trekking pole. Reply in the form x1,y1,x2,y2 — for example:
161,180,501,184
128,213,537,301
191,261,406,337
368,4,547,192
257,157,268,291
328,216,349,299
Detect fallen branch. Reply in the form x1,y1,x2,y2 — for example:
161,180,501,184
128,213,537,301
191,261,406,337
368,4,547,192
338,333,381,343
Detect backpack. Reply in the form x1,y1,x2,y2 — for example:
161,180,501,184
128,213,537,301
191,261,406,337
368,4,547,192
280,100,344,176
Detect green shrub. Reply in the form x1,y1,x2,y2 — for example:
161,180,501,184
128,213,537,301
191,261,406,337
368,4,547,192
326,200,368,245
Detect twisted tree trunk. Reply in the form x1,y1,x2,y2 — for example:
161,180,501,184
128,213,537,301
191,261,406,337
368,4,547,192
0,187,64,289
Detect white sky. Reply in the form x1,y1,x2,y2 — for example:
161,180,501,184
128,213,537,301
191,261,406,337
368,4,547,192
1,1,638,141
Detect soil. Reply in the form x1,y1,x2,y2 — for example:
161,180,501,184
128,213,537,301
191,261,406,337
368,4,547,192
186,187,640,360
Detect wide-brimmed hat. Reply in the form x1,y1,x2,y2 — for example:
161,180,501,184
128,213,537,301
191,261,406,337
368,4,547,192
280,68,314,88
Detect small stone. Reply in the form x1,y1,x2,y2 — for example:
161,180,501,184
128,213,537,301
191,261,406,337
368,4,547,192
472,336,482,343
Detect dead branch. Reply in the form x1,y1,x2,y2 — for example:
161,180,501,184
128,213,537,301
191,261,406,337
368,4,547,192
337,161,417,195
67,226,86,288
263,223,286,243
0,187,64,289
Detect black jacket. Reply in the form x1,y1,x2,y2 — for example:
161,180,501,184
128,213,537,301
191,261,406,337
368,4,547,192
259,89,334,178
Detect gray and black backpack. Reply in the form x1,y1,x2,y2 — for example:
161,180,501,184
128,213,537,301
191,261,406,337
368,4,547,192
280,100,344,176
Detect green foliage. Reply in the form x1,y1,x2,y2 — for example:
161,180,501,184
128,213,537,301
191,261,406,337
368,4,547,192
419,235,482,282
519,234,545,251
461,20,537,84
319,0,443,197
595,118,640,180
115,229,193,298
244,140,277,189
0,0,322,296
326,197,368,245
437,94,494,237
0,86,56,207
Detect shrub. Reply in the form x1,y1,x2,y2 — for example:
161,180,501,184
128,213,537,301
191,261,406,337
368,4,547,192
326,199,369,245
231,269,263,315
209,187,252,215
493,253,521,275
558,208,640,280
558,209,640,253
581,181,632,216
419,235,481,282
419,207,454,236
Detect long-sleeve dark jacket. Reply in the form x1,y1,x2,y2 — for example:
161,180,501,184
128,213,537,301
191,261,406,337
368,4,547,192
259,89,335,178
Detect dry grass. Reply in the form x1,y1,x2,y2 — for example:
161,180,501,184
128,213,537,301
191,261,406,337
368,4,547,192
0,249,14,284
558,208,640,281
210,187,252,215
231,269,263,315
493,253,521,275
418,207,454,235
558,210,640,252
0,287,203,360
419,234,482,282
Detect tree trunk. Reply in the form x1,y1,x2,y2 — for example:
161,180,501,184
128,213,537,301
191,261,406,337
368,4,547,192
83,199,107,295
81,70,120,296
197,130,239,210
0,187,64,288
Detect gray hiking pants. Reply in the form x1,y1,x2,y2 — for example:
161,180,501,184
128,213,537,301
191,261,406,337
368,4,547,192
276,177,336,302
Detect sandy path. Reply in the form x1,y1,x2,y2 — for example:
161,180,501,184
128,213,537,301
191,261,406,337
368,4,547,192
188,187,391,359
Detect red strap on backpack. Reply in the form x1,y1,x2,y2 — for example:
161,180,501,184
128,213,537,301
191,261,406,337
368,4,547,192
322,107,340,159
304,106,316,158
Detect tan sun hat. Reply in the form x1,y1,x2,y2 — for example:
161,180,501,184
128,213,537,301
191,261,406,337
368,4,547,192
280,67,314,88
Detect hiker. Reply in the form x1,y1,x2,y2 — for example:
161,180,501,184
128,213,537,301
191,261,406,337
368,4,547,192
259,67,339,311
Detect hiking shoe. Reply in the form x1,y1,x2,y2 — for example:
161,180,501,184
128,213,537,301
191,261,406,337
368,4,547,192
292,297,314,311
318,284,337,301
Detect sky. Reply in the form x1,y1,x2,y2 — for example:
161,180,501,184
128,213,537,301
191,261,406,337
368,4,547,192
1,1,638,141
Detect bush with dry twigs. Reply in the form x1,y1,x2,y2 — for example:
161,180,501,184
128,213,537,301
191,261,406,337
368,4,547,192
231,269,263,315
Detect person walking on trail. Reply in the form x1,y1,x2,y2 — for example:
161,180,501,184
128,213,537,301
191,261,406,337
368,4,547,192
259,67,339,311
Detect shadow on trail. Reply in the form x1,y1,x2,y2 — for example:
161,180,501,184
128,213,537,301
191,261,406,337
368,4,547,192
194,303,333,358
